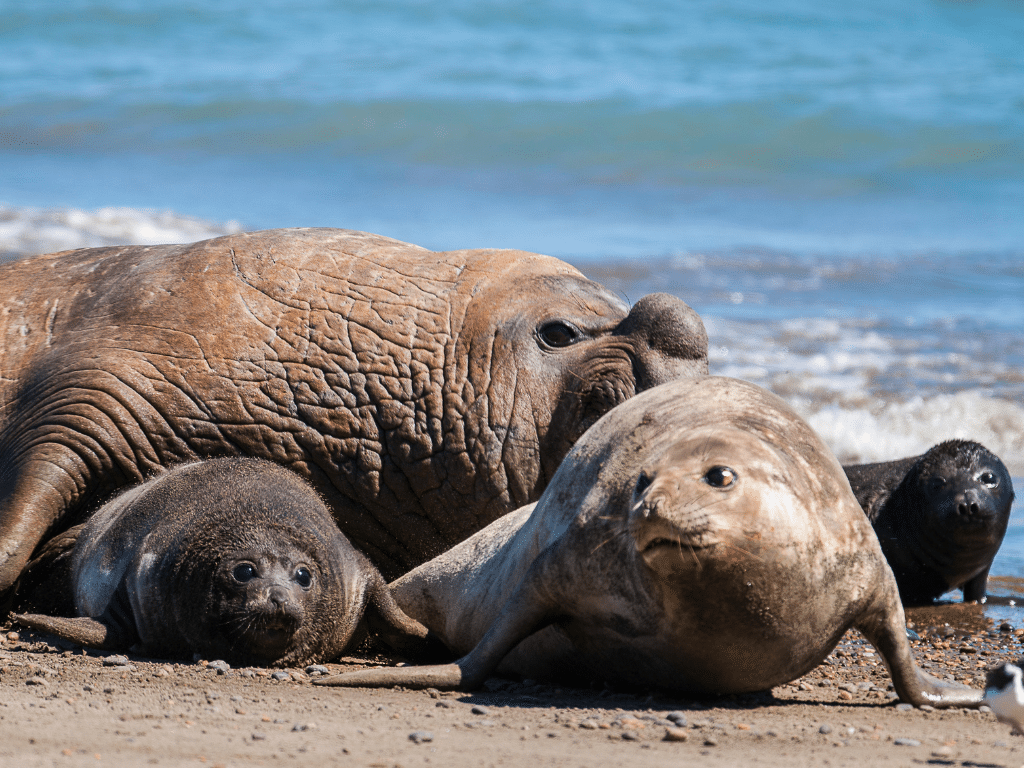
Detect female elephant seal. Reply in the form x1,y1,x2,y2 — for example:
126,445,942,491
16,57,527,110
0,227,707,597
14,458,427,667
844,440,1014,605
317,377,980,707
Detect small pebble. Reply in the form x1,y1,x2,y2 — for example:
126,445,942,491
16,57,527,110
270,670,291,681
918,704,934,712
579,720,599,730
818,724,832,735
305,665,329,676
979,705,992,713
621,730,639,741
663,727,689,742
703,735,719,747
665,712,688,726
893,738,921,747
292,722,316,732
409,731,434,744
207,660,230,674
895,703,913,712
251,733,266,741
25,677,47,686
931,746,954,758
435,701,452,709
471,705,491,716
102,655,130,667
6,632,19,642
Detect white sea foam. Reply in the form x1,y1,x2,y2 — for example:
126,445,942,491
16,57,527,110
704,314,1024,475
0,204,244,260
796,392,1024,476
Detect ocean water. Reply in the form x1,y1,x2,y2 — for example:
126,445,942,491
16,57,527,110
1,1,1022,595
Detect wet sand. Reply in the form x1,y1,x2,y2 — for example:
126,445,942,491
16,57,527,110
2,604,1022,768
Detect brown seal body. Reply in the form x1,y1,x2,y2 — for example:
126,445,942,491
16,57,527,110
844,440,1014,605
14,458,426,666
316,377,980,707
0,228,707,596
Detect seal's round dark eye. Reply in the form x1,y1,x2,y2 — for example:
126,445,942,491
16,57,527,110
232,563,257,583
980,471,998,488
294,567,312,589
537,321,581,348
928,476,946,493
704,466,737,488
634,472,653,497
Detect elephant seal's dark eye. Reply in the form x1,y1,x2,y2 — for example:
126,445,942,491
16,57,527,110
704,466,737,488
634,472,653,497
538,321,581,348
294,567,312,588
980,471,998,488
233,563,257,583
928,476,946,493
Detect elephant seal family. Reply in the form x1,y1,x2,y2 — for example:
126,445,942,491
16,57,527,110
0,227,707,596
14,458,427,666
316,377,980,707
844,440,1014,605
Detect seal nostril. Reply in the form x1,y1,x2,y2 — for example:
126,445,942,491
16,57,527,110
635,472,653,497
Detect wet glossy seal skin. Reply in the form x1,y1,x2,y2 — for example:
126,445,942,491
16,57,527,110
14,458,427,667
315,377,981,707
844,440,1014,605
0,227,708,597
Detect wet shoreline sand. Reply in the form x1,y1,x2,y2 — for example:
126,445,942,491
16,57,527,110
2,604,1021,768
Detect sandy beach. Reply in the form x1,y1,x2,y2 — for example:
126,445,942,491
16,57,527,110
1,604,1021,768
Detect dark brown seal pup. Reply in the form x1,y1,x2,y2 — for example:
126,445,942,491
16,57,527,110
14,458,427,666
844,440,1014,605
0,227,708,597
315,377,980,707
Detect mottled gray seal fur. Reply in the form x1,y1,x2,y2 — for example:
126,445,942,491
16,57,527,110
15,458,426,666
845,440,1014,605
315,377,980,707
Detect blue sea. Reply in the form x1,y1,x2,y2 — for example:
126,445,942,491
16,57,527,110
1,0,1022,602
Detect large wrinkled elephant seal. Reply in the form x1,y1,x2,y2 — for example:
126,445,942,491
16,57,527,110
0,227,707,597
14,458,427,666
316,377,980,707
844,440,1014,605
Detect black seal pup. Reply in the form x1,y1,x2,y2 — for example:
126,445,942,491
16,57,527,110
844,440,1014,605
315,377,980,707
14,458,427,667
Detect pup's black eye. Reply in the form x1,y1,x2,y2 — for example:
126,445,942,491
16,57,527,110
634,472,653,496
538,321,581,348
980,471,999,488
233,563,257,583
704,466,737,488
294,567,312,589
928,476,946,493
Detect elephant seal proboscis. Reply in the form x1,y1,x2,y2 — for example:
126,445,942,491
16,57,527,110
14,458,427,666
844,440,1014,605
0,227,708,597
315,377,981,707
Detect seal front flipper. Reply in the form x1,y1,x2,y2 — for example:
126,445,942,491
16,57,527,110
316,550,562,690
961,566,990,603
855,578,982,708
13,612,134,650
